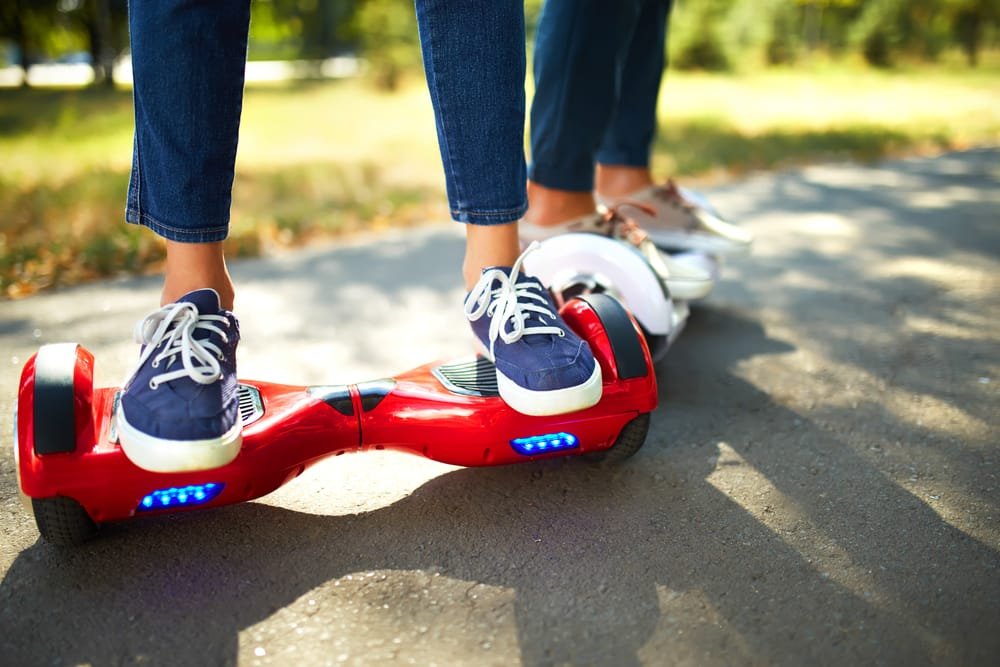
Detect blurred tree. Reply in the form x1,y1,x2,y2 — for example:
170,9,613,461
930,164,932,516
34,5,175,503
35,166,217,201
670,0,736,70
765,3,801,64
722,0,867,66
796,0,865,54
850,0,999,66
0,0,59,82
950,0,1000,65
0,0,128,86
249,0,305,60
254,0,361,60
1,0,996,90
71,0,128,87
352,0,418,90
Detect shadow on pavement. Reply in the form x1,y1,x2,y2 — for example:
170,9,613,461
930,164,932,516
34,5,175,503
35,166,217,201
2,307,997,666
1,150,998,665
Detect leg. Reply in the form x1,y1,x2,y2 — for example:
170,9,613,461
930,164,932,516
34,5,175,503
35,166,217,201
164,241,234,310
526,0,644,226
585,0,752,255
118,0,250,472
127,0,250,309
463,223,520,291
522,1,720,304
415,0,601,415
594,0,672,198
414,0,526,288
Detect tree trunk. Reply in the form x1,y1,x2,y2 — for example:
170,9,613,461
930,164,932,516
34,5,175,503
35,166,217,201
87,0,115,87
956,11,981,68
13,0,31,87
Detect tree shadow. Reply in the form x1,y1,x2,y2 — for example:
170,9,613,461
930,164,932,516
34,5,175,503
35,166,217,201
2,308,997,665
0,87,134,138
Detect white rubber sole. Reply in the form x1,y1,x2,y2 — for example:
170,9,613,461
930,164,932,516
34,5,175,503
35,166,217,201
484,346,603,416
649,229,752,257
651,255,714,300
116,405,242,473
663,275,714,301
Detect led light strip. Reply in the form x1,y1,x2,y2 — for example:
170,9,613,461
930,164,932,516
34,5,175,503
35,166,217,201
137,483,224,512
510,432,579,456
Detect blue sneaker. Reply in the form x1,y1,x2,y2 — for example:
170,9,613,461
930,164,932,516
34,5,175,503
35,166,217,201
117,288,242,472
464,242,602,416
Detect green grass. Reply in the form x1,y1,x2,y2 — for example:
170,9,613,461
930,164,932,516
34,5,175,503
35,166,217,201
650,64,998,176
1,64,997,297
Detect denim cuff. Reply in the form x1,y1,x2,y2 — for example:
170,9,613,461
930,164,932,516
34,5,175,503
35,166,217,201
451,201,528,226
125,209,229,243
594,147,652,170
528,159,594,192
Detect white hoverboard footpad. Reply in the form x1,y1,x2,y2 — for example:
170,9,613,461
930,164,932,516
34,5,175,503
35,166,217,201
522,233,676,338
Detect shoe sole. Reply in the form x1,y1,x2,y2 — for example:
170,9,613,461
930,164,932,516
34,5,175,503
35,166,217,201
650,257,715,300
665,277,714,301
474,338,604,416
116,405,242,473
649,229,752,257
496,362,602,416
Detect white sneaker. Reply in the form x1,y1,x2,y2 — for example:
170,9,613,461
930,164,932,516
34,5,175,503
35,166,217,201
597,180,752,256
520,211,715,300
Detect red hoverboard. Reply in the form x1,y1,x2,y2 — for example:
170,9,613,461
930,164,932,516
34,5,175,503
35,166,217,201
15,294,657,546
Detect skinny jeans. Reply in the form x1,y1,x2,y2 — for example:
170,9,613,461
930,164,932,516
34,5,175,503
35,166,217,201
126,0,528,243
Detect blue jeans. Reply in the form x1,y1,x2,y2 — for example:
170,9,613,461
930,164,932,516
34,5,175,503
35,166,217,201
529,0,672,192
126,0,527,243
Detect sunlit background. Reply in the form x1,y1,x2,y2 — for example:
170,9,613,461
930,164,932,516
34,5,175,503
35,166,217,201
1,0,997,298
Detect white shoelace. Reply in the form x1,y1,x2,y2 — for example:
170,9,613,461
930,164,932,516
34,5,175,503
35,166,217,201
132,302,231,390
464,241,564,358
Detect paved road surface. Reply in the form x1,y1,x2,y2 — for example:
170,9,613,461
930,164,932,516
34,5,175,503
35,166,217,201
1,150,997,666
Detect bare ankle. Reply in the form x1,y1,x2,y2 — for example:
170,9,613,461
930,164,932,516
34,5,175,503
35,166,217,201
162,282,235,311
525,181,596,226
463,222,520,290
162,240,235,310
595,164,655,199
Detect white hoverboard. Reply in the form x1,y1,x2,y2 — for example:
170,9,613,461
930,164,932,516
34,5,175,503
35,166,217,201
523,233,720,362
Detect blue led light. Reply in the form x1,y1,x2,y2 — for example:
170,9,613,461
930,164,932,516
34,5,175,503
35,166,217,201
510,432,579,456
138,483,225,512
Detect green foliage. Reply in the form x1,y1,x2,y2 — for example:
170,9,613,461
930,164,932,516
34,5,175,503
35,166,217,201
723,0,807,66
670,0,735,70
0,0,126,85
668,0,999,69
248,0,303,60
848,0,1000,66
256,0,361,59
352,0,419,91
0,0,59,67
3,0,998,84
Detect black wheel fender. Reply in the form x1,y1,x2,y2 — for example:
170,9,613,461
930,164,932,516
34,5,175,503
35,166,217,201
32,343,83,456
574,293,649,380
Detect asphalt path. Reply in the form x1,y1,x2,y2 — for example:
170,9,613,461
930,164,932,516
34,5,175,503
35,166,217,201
1,149,998,666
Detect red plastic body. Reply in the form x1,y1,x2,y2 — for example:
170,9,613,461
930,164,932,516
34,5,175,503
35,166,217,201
16,299,657,525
